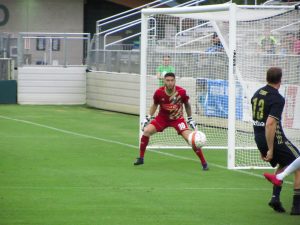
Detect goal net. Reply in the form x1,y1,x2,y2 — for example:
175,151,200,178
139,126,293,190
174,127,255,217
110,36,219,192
140,4,300,169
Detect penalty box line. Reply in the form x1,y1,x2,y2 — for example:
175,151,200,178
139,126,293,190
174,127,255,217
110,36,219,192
0,115,292,185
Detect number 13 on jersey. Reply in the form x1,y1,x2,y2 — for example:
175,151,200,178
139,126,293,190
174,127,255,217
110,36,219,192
252,97,265,120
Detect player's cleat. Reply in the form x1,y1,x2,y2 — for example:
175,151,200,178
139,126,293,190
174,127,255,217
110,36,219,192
202,163,209,171
263,173,282,186
268,198,286,213
290,205,300,215
134,157,144,166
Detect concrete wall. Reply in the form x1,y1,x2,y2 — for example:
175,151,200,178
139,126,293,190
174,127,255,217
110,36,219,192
18,66,86,104
0,0,83,35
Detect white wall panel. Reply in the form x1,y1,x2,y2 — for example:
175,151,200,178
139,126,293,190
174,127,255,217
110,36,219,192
86,71,140,114
18,66,86,104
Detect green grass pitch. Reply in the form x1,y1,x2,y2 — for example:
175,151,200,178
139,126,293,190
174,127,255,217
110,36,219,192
0,105,298,225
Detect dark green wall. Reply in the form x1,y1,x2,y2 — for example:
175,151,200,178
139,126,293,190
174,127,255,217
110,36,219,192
0,80,17,104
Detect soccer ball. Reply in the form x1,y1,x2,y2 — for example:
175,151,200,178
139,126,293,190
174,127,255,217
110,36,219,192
188,131,207,148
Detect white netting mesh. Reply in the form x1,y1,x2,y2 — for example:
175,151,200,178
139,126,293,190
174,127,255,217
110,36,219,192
142,5,300,168
145,15,229,148
234,8,300,167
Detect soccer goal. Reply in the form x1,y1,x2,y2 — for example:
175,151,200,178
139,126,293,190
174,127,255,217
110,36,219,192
140,3,300,169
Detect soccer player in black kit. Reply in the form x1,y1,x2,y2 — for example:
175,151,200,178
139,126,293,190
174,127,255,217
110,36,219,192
251,67,300,215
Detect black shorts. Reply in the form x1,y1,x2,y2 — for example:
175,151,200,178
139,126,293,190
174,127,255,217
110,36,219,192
255,134,300,168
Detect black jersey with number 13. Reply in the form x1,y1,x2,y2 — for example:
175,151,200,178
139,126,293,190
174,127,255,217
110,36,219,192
251,84,285,139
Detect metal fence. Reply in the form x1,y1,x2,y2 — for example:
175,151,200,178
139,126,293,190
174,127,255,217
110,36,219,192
95,0,206,51
0,58,14,80
88,49,140,73
18,32,90,67
0,33,12,58
0,33,15,80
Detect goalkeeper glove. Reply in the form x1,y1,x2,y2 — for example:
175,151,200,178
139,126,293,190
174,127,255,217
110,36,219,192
187,117,197,130
141,115,152,131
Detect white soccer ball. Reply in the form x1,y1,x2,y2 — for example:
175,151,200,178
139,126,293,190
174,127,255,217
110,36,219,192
188,131,207,148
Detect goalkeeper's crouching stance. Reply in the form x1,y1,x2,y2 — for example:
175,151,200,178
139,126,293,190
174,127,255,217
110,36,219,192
134,72,208,170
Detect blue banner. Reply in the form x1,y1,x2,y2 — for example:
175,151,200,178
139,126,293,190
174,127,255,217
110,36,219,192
201,79,243,120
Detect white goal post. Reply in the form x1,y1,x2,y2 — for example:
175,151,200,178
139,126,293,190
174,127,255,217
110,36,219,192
140,3,300,169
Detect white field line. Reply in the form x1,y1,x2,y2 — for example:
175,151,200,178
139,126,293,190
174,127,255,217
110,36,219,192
0,186,271,191
0,115,293,186
0,115,137,148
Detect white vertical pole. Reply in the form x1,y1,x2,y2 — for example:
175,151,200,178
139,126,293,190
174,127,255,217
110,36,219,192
95,34,100,70
17,34,23,67
227,3,237,169
49,38,53,65
179,17,183,33
139,11,148,139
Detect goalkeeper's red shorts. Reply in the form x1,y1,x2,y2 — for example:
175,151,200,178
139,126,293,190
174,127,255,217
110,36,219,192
150,116,189,134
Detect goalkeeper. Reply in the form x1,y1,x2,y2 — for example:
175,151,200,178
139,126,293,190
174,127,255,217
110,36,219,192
134,72,208,170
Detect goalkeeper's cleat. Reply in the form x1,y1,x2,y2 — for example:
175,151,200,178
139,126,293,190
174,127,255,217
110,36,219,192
290,205,300,215
263,173,283,186
202,163,209,171
134,157,144,166
268,198,286,213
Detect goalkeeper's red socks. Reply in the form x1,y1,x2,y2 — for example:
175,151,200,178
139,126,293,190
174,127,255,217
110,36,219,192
139,135,149,158
193,147,208,170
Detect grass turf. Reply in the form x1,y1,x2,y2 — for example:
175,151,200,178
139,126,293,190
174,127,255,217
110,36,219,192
0,105,298,225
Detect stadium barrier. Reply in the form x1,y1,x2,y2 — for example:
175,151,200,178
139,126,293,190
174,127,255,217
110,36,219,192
86,71,140,114
18,67,86,105
16,32,89,105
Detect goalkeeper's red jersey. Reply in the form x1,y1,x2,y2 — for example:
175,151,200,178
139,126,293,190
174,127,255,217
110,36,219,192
153,85,189,121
